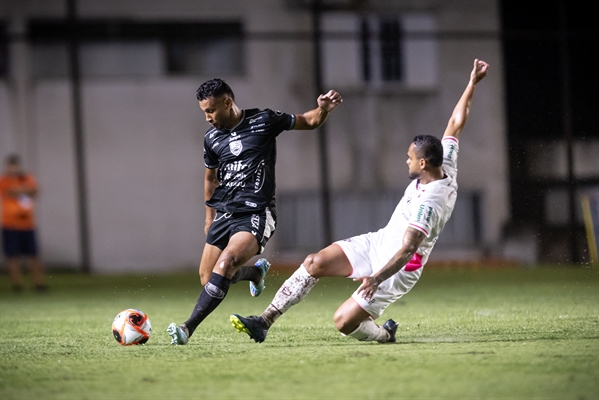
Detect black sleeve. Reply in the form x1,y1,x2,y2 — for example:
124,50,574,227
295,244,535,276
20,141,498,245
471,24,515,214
204,132,218,168
266,108,296,135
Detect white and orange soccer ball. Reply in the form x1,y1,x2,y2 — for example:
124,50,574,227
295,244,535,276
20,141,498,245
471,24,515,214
112,309,152,346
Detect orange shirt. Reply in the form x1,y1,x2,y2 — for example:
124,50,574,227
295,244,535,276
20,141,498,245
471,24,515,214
0,173,37,230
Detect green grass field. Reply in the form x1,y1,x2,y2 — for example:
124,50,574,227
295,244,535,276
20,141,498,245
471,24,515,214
1,265,598,399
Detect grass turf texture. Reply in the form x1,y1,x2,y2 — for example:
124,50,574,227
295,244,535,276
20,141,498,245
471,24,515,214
1,265,598,399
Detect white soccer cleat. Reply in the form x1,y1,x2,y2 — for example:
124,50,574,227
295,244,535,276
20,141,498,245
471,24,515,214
166,322,189,345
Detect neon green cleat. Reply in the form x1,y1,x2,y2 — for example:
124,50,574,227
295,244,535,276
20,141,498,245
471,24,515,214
230,314,268,343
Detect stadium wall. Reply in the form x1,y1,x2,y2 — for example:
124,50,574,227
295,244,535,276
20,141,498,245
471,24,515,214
0,0,508,272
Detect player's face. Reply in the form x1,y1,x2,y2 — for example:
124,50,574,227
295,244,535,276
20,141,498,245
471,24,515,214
406,143,424,180
199,95,232,130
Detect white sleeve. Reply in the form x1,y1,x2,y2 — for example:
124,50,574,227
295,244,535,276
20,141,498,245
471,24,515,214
408,202,439,238
441,136,459,179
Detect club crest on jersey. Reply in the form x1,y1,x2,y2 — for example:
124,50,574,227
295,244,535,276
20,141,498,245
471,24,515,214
229,140,243,156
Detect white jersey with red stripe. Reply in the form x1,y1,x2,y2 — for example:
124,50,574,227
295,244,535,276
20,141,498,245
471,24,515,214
336,136,459,319
378,135,459,266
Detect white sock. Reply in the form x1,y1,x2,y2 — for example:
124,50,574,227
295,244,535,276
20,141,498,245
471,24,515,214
261,264,318,326
345,319,390,343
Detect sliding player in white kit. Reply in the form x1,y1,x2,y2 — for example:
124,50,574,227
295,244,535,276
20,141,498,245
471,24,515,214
231,59,489,344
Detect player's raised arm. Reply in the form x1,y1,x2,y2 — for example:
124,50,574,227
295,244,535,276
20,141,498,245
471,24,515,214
293,90,343,130
443,59,489,140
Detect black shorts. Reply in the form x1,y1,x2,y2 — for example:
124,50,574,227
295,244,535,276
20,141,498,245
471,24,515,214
2,228,38,257
206,207,276,254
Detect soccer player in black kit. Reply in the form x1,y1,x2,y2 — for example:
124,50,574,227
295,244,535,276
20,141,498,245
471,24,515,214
167,79,342,345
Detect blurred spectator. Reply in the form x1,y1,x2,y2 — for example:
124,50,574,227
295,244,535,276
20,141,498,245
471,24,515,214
0,154,47,292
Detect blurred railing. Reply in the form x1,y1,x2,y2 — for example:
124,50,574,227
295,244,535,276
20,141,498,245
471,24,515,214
276,189,482,252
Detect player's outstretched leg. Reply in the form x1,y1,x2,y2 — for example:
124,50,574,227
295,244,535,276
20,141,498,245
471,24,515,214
166,322,189,345
249,258,271,297
230,264,319,343
230,314,269,343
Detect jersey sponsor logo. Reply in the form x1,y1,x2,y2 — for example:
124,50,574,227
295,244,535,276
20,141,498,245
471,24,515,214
245,201,257,208
225,180,246,188
229,140,243,156
447,144,456,159
416,204,425,221
254,160,266,193
226,161,248,172
251,214,260,230
229,131,240,142
249,116,263,124
416,204,433,224
224,171,247,182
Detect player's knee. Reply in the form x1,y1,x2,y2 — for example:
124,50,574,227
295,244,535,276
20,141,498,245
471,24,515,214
333,309,345,331
200,273,210,286
303,253,326,277
333,309,355,334
216,253,244,275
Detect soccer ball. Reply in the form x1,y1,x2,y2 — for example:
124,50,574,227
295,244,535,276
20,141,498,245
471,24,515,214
112,309,152,346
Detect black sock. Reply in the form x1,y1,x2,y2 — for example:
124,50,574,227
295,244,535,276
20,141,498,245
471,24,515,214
230,265,262,284
184,273,231,337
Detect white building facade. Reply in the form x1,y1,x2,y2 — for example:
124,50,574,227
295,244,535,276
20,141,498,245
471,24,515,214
0,0,508,272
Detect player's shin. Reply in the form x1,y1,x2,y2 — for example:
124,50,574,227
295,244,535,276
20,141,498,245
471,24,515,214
261,264,318,326
345,319,391,343
230,265,262,284
184,272,231,337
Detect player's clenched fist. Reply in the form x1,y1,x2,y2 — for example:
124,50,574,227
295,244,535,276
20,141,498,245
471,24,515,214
471,59,489,85
317,90,343,112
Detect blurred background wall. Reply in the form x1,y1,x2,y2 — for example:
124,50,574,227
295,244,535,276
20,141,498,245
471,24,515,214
0,0,596,272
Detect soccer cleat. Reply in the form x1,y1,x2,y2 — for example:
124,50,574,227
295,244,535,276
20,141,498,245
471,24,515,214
230,314,268,343
249,258,271,297
382,319,399,343
166,322,189,345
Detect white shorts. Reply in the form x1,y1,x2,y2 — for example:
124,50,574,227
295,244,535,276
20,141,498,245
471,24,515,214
335,233,423,319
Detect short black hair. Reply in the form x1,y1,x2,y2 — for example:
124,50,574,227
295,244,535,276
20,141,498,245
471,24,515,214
5,153,21,165
412,135,443,167
196,78,235,101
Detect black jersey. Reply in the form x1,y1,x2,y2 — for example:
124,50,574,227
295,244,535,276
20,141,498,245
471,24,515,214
204,108,296,213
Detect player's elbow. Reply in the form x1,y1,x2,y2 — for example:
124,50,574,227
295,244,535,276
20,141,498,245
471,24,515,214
301,120,320,130
297,114,323,130
400,241,419,260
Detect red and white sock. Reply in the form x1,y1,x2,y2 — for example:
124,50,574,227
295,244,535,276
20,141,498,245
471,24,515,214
261,264,318,326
